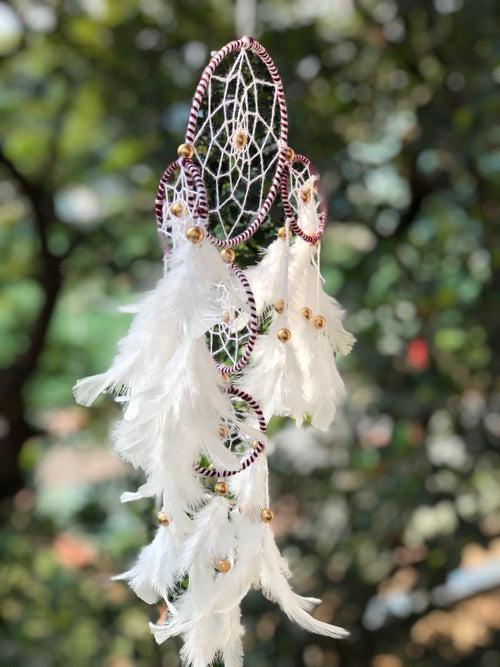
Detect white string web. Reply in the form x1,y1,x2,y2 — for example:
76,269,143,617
207,279,250,369
159,165,205,252
216,394,263,459
287,163,322,235
287,163,324,311
192,48,282,240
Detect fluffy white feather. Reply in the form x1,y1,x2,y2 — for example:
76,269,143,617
259,527,348,639
306,332,346,430
111,338,239,526
238,317,305,424
244,235,289,314
73,238,238,407
113,523,184,604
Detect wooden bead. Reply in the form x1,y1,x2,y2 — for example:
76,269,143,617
218,424,230,439
313,315,327,329
277,327,291,343
177,143,194,159
214,480,229,496
300,188,312,203
186,225,205,244
215,559,232,573
220,248,236,264
157,511,170,526
232,130,248,149
274,299,285,314
300,307,313,320
260,508,274,523
285,147,296,162
277,226,288,240
170,200,185,217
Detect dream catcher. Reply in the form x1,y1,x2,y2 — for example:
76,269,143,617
75,36,353,666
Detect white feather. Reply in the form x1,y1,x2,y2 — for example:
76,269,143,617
111,339,239,526
113,523,183,604
259,528,348,639
221,607,245,667
244,236,289,314
306,332,346,430
238,317,305,424
74,238,237,407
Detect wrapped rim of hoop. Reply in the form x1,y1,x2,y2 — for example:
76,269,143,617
193,386,266,478
183,37,289,247
211,265,259,375
280,153,328,244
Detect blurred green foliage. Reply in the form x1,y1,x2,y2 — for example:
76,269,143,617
1,1,500,666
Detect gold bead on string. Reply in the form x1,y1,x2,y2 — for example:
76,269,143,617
215,558,232,573
251,439,262,451
285,147,296,162
274,299,285,314
277,327,292,343
300,307,313,320
218,424,230,439
177,143,194,159
300,188,312,204
277,226,288,240
260,508,274,523
157,511,170,526
170,200,185,217
232,130,248,150
186,225,205,244
214,480,229,496
220,248,236,264
313,315,327,330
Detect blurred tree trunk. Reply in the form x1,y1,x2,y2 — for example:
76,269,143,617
0,147,70,499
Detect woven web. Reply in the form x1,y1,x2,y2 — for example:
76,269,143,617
216,393,264,459
192,48,282,240
159,164,206,252
287,162,322,235
207,278,250,370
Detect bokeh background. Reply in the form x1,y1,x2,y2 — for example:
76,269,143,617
1,1,500,666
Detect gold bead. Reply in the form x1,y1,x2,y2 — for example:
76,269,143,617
251,439,262,451
220,248,236,264
300,306,313,321
274,299,285,314
260,508,274,523
313,314,327,329
215,558,232,573
170,200,185,217
300,188,312,204
222,310,232,324
232,130,248,150
277,327,291,343
285,147,296,162
218,424,230,439
177,143,194,159
214,480,229,496
157,511,170,526
222,372,231,383
277,226,288,240
186,225,205,244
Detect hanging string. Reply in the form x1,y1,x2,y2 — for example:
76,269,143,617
235,0,257,37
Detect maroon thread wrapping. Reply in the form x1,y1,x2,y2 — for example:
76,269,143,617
184,37,289,247
193,386,267,478
214,265,258,375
